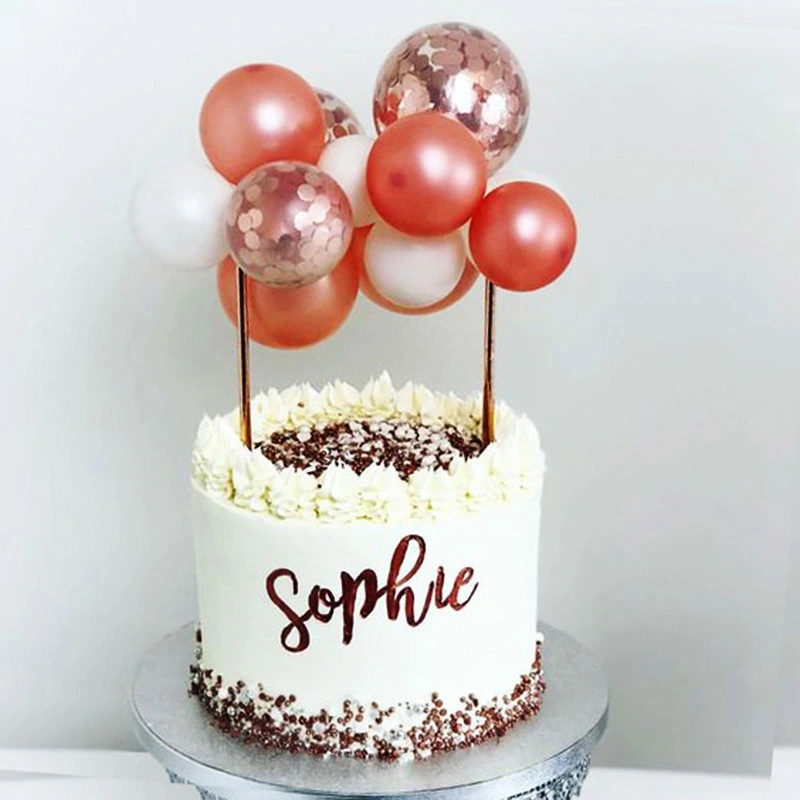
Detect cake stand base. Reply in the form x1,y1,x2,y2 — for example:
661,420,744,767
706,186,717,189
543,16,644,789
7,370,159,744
163,758,591,800
131,623,608,800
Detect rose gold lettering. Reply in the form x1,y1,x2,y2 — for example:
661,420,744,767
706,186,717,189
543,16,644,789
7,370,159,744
265,535,479,652
339,568,382,644
449,566,478,610
265,568,312,653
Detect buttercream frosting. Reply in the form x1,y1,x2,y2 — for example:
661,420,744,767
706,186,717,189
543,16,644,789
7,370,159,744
191,373,545,523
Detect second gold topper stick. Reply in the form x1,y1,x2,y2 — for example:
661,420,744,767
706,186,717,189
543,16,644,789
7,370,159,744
482,278,496,447
236,266,252,450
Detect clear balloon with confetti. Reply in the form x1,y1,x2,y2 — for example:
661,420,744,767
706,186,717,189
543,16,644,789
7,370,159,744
226,161,354,288
373,22,529,174
316,89,364,142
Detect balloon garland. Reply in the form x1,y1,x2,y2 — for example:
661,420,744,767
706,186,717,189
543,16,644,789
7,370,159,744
130,21,577,449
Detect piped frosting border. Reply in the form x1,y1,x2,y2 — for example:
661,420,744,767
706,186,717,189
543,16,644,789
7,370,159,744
191,373,545,523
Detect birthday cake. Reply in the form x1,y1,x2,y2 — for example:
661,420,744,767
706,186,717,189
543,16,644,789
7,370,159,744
189,375,545,760
132,17,577,765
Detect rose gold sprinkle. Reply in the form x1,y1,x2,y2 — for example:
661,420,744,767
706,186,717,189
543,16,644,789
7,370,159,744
294,211,312,231
298,183,317,202
432,49,463,67
308,196,331,223
299,241,317,260
245,184,262,202
311,225,330,247
306,171,323,187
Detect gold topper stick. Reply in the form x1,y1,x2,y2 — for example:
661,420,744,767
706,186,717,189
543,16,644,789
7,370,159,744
482,278,496,446
235,266,252,449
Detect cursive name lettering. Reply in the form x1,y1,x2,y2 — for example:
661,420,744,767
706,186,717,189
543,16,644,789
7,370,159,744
264,535,478,652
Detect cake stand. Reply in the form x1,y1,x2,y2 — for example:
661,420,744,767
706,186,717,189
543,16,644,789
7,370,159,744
131,623,608,800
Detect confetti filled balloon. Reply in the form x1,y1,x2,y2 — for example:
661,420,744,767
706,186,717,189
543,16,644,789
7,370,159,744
366,114,486,236
318,134,378,227
373,22,529,174
217,250,359,349
469,182,577,292
363,221,465,308
130,162,232,270
226,161,353,288
316,89,364,142
200,64,326,183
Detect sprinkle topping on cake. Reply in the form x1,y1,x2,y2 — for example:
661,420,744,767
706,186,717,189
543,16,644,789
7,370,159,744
260,420,483,480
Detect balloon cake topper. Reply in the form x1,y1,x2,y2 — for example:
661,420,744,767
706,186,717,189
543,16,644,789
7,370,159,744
131,21,577,450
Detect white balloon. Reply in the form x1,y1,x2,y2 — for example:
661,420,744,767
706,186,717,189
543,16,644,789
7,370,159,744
486,169,567,199
130,162,233,270
460,170,568,262
317,134,377,227
365,223,465,308
459,220,474,265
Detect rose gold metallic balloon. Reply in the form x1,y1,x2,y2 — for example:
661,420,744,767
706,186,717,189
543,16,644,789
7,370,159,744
469,182,577,292
226,161,353,288
373,22,530,174
200,64,325,183
366,114,486,236
217,252,359,349
316,89,364,143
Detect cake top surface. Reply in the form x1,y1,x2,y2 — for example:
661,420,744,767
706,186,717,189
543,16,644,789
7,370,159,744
260,419,483,479
191,373,545,523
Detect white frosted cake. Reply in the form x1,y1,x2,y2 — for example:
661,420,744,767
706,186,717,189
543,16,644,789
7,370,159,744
189,373,546,760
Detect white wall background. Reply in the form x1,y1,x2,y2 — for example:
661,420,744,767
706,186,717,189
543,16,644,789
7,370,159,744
1,0,798,776
778,539,800,746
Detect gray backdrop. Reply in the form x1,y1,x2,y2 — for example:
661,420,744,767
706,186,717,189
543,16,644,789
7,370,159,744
778,541,799,746
1,0,797,775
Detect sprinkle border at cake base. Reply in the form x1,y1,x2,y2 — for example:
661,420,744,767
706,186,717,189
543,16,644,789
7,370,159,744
189,632,545,762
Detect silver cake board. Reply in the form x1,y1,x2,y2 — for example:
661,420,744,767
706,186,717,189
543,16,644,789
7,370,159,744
131,623,608,800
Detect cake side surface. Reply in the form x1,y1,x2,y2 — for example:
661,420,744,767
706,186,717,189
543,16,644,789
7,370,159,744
189,374,545,760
